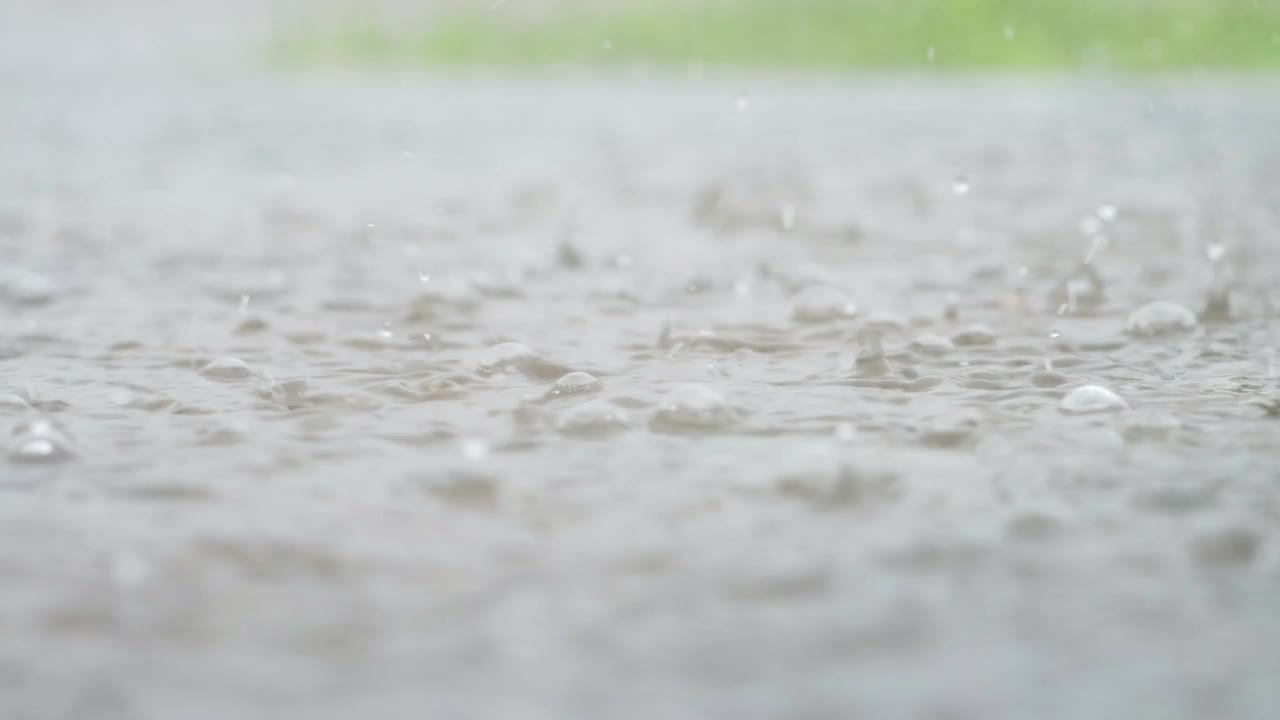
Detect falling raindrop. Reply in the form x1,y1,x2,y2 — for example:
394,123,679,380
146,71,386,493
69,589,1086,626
1097,204,1118,222
952,176,970,196
926,47,937,62
734,95,750,112
1206,242,1227,263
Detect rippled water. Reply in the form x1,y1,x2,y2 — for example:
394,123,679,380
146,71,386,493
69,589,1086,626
4,8,1280,718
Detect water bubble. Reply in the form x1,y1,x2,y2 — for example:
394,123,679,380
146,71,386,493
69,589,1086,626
952,176,970,196
1060,384,1129,414
909,334,955,357
0,269,57,307
919,411,980,448
8,418,75,464
1121,410,1181,443
199,356,254,381
855,329,890,376
651,384,736,432
951,324,996,346
1126,301,1198,337
477,342,538,376
458,437,491,461
557,401,630,437
790,285,857,324
548,371,603,398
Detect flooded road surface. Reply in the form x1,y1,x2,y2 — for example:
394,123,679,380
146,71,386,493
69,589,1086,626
4,6,1280,720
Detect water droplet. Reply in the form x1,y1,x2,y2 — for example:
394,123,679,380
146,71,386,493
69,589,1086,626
548,371,603,398
1126,301,1198,337
926,46,936,61
199,356,254,381
8,418,75,464
418,272,432,283
1002,24,1016,40
734,95,750,112
557,401,630,437
238,294,251,314
1206,243,1227,263
1097,204,1118,222
1060,385,1129,414
1084,237,1109,267
951,176,970,196
651,384,735,432
790,285,857,324
600,39,613,51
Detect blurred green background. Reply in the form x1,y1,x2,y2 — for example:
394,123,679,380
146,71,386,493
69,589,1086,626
276,0,1280,73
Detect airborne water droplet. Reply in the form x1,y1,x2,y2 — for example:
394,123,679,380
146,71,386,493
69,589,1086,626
952,176,970,195
1206,243,1226,263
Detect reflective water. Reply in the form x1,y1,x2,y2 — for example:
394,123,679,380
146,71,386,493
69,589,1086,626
3,8,1280,720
